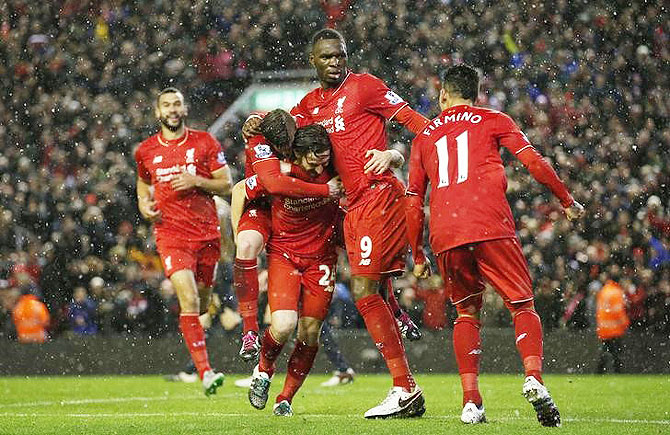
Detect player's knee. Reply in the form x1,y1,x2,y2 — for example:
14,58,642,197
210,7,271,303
236,232,263,258
507,300,536,317
271,312,298,342
456,299,482,317
350,276,377,301
297,318,322,345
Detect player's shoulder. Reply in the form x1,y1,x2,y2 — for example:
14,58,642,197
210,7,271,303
350,71,383,85
136,133,159,156
473,106,515,122
187,127,215,141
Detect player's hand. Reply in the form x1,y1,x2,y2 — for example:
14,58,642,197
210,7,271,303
565,200,585,221
138,198,161,222
242,116,262,140
412,257,432,279
327,176,343,197
364,149,395,175
171,172,200,191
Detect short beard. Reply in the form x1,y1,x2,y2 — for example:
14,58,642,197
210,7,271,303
160,116,183,132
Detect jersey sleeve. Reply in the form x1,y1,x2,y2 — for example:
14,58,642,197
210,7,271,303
496,112,534,155
206,133,228,173
290,104,311,127
245,175,266,201
254,155,330,198
134,145,151,182
498,113,575,208
360,74,409,120
405,137,429,265
247,135,279,167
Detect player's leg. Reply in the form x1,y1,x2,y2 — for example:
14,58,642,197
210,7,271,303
476,238,560,427
249,255,300,410
381,277,422,341
345,191,424,419
274,259,335,414
319,320,355,386
437,247,487,424
234,206,271,361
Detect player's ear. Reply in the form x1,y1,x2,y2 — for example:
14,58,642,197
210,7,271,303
154,104,160,119
439,88,449,109
309,52,315,67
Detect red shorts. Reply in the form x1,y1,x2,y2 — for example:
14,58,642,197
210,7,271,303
237,202,271,244
155,237,220,287
436,237,533,306
344,183,407,280
267,253,336,320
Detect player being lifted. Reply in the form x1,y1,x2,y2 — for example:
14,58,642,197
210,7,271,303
234,110,342,361
231,124,344,416
406,65,585,426
135,88,232,395
292,29,430,418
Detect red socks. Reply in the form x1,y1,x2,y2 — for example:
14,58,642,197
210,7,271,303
514,309,544,383
356,294,415,391
258,328,284,377
234,258,259,334
179,313,211,379
453,316,482,406
276,341,319,404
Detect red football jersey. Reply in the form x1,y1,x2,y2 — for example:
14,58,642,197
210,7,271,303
407,105,537,254
246,167,340,259
293,71,409,208
244,134,278,178
135,128,227,242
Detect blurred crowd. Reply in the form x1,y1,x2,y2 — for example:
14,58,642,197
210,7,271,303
1,0,668,341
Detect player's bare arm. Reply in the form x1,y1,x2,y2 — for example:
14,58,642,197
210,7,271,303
363,149,404,175
230,179,248,239
171,165,232,195
136,177,161,221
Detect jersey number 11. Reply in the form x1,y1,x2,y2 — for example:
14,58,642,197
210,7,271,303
435,130,468,188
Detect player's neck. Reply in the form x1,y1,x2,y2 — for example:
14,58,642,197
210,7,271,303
160,125,186,141
441,98,473,111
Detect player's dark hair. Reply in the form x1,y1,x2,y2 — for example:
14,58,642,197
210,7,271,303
311,28,346,50
260,109,295,159
156,87,183,105
442,64,479,102
292,124,331,165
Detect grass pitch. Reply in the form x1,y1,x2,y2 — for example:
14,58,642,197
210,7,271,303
0,374,667,434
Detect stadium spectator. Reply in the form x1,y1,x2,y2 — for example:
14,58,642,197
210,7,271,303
0,0,667,339
12,290,50,343
67,286,98,335
596,279,630,373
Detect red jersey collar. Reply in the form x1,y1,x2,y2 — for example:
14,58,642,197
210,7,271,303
158,127,189,147
319,70,351,99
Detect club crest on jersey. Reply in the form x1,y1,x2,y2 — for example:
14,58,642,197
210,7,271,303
185,148,195,163
152,155,163,164
217,151,227,164
335,96,346,114
384,90,404,105
254,144,273,159
246,175,258,191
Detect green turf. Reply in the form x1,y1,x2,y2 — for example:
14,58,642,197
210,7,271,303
0,374,667,434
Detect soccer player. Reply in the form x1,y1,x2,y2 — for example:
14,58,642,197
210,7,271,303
231,124,343,416
405,64,585,426
235,110,342,361
290,28,429,418
135,87,231,396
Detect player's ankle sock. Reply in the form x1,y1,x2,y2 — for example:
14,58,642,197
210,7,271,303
233,258,259,334
513,309,544,384
259,329,284,377
278,340,318,403
454,316,482,406
355,294,415,392
179,313,212,379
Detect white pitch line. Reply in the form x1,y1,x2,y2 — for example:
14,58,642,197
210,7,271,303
0,394,237,408
0,412,668,425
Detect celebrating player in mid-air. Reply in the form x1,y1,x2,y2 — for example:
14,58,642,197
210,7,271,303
135,87,232,396
406,64,584,426
232,124,343,417
290,29,430,418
